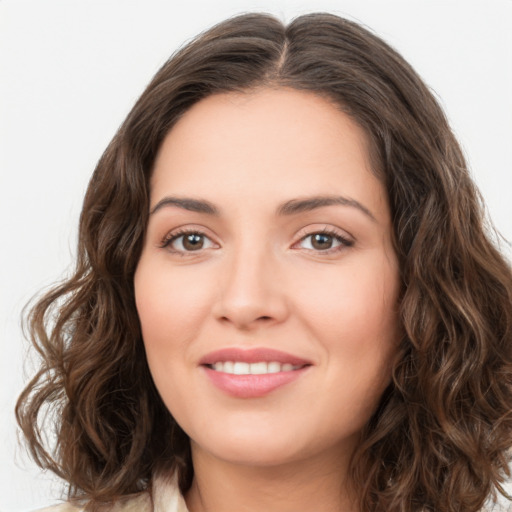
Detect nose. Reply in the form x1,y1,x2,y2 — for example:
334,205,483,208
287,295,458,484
212,244,290,330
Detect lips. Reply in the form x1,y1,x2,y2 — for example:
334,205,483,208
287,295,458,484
199,347,311,366
199,347,312,398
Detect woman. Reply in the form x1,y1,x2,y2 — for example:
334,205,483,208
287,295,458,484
16,12,512,512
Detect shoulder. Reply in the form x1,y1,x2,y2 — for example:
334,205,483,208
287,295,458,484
32,472,187,512
33,504,83,512
33,492,152,512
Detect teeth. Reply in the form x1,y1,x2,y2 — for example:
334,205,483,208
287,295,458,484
233,362,249,375
267,361,281,373
209,361,302,375
250,362,268,374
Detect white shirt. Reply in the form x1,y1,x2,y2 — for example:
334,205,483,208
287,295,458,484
36,473,189,512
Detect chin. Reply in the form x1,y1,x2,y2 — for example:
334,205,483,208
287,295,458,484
188,417,358,470
187,418,303,466
197,439,304,468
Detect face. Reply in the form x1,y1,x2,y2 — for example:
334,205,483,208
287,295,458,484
134,88,400,469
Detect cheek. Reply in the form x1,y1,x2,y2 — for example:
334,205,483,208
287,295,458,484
134,259,215,358
133,259,218,419
134,260,210,336
299,256,398,339
294,252,399,387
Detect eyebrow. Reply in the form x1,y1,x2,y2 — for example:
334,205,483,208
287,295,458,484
150,197,219,215
150,194,376,222
277,195,376,221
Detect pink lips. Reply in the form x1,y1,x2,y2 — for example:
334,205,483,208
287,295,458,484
199,347,311,366
200,347,312,398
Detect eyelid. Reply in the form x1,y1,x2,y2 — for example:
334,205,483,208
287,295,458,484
157,224,354,255
291,225,355,253
159,225,220,253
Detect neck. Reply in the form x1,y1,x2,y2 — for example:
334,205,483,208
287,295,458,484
184,443,359,512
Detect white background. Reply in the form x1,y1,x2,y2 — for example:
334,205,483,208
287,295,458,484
1,1,511,511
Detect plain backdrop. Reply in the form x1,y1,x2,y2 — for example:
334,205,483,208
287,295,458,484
1,1,511,510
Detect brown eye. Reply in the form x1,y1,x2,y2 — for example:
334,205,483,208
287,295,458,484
311,233,334,250
297,231,353,253
164,231,216,253
182,233,204,251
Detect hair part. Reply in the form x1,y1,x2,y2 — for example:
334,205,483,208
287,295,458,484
16,12,512,512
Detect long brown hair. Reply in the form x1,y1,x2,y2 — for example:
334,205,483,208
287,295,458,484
16,12,512,512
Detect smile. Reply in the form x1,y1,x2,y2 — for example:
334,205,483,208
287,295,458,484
200,348,312,398
208,361,303,374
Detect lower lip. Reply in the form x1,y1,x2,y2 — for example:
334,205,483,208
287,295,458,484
203,366,310,398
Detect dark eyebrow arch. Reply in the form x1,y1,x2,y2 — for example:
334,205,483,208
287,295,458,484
277,195,376,222
150,194,376,222
150,197,220,216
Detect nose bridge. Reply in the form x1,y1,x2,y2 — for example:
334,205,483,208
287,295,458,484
214,235,288,328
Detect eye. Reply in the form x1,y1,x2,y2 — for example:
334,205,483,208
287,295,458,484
296,230,353,252
161,230,216,253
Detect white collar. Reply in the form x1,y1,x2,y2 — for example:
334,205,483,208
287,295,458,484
152,472,189,512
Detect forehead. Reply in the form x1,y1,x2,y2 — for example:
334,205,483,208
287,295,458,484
151,88,389,222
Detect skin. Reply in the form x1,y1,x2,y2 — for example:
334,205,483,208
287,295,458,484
134,88,400,512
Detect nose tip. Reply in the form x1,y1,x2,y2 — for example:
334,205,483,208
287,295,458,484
218,307,279,330
212,254,289,330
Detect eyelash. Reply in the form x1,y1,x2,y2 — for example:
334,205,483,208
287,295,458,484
294,228,354,254
159,228,354,255
159,228,215,255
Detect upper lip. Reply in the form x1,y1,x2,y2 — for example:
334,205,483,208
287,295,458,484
199,347,312,366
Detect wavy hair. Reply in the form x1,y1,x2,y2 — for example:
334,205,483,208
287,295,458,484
16,12,512,512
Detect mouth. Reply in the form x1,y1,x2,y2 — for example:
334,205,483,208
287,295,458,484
200,348,312,398
207,361,305,375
